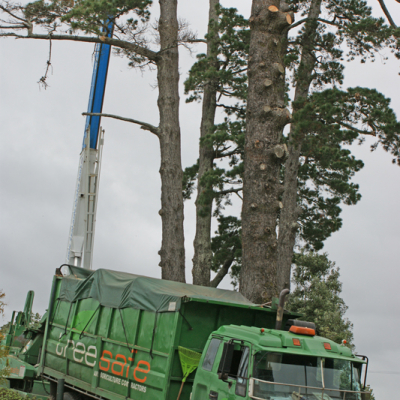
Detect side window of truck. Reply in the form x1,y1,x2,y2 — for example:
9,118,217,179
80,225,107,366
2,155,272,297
236,347,250,397
217,344,249,397
202,338,222,371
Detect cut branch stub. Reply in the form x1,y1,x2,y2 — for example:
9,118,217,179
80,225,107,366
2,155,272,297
273,63,285,75
259,163,267,171
291,222,299,231
263,105,272,114
254,139,264,149
273,144,286,158
286,13,293,25
264,78,273,87
268,5,279,13
270,108,292,126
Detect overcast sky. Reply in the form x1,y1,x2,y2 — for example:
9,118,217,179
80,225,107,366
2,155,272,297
1,0,399,397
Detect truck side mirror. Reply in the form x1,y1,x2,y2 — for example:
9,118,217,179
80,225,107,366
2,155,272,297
217,342,234,381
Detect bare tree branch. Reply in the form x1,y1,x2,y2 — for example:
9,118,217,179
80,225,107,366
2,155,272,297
216,103,244,112
83,112,160,137
287,18,307,31
184,38,207,43
215,147,241,158
235,191,243,200
287,15,355,32
377,0,397,28
317,18,341,28
0,32,159,61
210,256,234,288
215,187,243,196
0,4,27,24
332,120,377,136
0,24,25,28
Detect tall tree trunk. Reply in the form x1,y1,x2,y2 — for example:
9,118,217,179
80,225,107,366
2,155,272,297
277,0,322,291
240,0,292,303
192,0,219,286
157,0,185,282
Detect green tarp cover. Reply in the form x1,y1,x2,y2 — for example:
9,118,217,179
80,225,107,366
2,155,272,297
59,266,255,312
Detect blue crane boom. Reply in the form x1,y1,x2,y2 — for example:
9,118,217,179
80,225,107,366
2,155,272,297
83,38,112,150
66,27,113,269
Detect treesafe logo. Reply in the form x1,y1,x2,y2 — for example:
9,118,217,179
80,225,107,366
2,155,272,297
100,349,150,382
55,340,151,383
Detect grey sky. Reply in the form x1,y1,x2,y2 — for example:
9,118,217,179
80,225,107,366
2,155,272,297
1,0,399,397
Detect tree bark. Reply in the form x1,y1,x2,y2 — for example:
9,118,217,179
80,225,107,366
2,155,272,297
192,0,219,286
240,0,291,303
157,0,185,282
277,0,322,291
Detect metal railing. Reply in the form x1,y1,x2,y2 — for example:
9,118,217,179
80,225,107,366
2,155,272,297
249,377,371,400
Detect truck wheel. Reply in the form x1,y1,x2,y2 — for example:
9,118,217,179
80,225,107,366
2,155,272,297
64,392,82,400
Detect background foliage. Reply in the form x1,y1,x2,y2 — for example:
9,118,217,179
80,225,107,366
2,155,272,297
0,290,10,384
286,252,354,346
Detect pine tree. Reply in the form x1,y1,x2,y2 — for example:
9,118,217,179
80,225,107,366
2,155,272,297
239,0,294,303
188,0,220,286
185,0,399,300
184,4,248,286
185,1,293,300
286,252,354,346
276,0,400,292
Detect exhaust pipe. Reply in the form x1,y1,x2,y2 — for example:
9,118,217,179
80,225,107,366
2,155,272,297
275,289,290,330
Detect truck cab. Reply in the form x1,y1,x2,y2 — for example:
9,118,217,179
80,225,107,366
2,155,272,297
192,325,369,400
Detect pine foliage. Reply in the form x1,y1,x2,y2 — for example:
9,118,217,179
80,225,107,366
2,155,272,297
210,216,242,287
286,251,354,347
0,388,25,400
23,0,152,35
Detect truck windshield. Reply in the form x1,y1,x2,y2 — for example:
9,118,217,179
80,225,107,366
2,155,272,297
251,352,365,400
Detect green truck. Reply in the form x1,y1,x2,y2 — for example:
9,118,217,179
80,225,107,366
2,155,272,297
1,291,50,399
2,265,370,400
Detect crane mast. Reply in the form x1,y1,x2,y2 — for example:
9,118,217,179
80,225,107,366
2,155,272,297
66,28,113,269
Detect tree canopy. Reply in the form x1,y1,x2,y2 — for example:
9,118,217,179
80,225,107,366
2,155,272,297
181,0,399,299
286,251,354,346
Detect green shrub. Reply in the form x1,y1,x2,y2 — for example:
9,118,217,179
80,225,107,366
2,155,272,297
0,388,26,400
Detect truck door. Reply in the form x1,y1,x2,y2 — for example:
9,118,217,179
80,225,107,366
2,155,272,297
209,341,250,400
192,337,223,400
